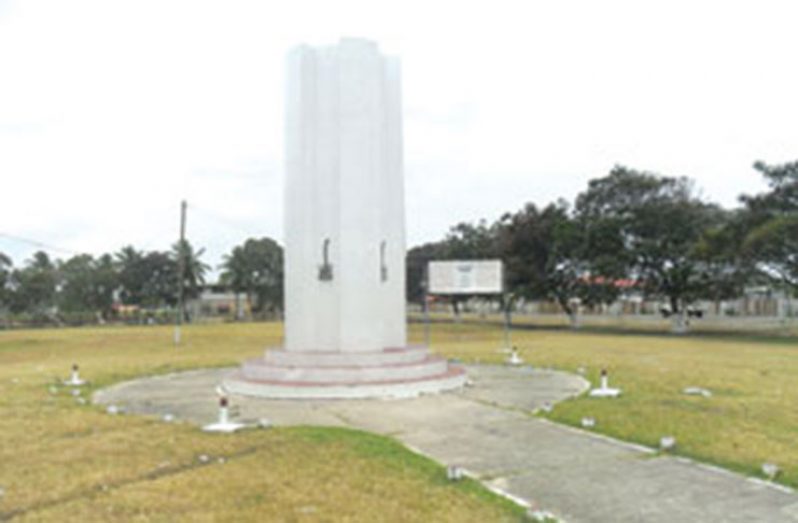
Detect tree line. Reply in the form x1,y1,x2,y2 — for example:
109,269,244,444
1,160,795,328
0,238,283,325
408,161,797,329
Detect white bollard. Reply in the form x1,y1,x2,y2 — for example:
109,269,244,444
507,347,523,366
64,364,86,386
589,368,621,398
660,436,676,451
682,386,712,398
202,396,246,433
219,397,229,425
762,462,780,481
446,465,464,481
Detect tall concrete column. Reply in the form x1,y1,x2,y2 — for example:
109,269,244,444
225,39,464,399
284,38,406,353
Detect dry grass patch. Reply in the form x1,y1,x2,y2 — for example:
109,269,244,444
0,324,526,522
412,320,798,487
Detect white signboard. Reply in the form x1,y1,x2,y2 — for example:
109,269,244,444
428,260,504,295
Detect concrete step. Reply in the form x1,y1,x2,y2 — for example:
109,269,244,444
242,355,449,383
224,366,467,399
263,345,429,367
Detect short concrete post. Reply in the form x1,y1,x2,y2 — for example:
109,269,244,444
589,368,621,398
762,462,780,481
203,395,246,433
65,363,86,386
218,396,229,425
446,465,464,481
507,347,523,366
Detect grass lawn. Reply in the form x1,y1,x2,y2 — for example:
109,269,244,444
0,324,527,522
418,310,798,336
415,319,798,487
3,320,797,521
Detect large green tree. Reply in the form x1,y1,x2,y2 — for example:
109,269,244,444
115,246,147,305
57,254,118,317
58,254,97,313
220,238,283,316
115,243,207,310
0,252,11,314
115,246,177,308
438,220,498,260
575,166,721,331
740,160,798,292
9,251,58,316
498,201,616,326
693,209,752,305
140,251,178,308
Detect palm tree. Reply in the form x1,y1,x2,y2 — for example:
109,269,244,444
114,246,145,305
171,240,210,301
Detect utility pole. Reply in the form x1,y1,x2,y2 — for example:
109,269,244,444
174,200,187,346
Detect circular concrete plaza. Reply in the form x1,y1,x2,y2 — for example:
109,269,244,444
94,365,798,523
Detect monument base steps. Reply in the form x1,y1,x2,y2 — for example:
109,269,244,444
224,346,466,399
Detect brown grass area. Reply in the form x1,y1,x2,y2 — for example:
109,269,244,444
6,318,795,520
0,324,526,522
411,320,798,486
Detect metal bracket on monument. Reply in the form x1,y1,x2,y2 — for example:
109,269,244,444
318,238,333,281
380,240,388,282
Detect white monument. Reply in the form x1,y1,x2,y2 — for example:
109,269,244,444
224,38,466,398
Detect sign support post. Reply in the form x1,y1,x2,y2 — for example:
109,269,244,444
423,265,431,347
502,265,512,350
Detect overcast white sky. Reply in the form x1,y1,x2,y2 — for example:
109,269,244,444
1,0,797,274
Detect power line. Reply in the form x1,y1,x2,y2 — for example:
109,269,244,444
0,205,274,267
0,232,80,256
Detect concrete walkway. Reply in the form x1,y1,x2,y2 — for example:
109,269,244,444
94,366,798,522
